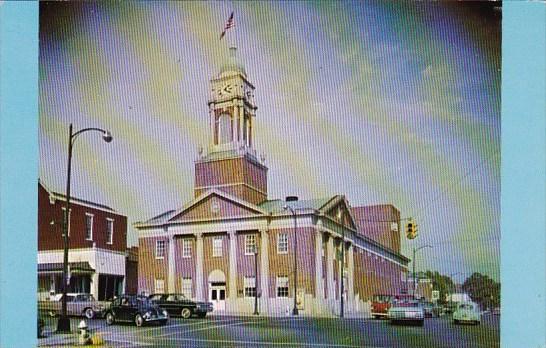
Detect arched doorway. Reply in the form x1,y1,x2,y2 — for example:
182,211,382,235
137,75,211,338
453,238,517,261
208,269,226,311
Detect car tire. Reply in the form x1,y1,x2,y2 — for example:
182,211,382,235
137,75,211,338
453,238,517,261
453,319,459,324
105,312,115,325
417,320,424,327
181,308,192,319
135,314,144,327
84,308,95,319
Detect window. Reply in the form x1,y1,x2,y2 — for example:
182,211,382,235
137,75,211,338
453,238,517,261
217,113,232,144
154,279,165,294
85,213,93,240
155,240,166,259
106,218,114,244
277,276,289,297
212,236,223,257
61,207,71,236
181,277,192,298
182,239,192,258
244,277,256,298
245,234,257,255
277,232,288,254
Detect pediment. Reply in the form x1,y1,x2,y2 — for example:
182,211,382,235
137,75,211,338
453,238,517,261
322,196,358,230
169,190,265,222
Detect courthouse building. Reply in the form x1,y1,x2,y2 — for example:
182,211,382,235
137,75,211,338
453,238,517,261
135,47,410,316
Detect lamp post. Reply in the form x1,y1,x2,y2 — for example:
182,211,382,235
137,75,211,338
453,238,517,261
57,123,112,333
412,245,432,300
283,203,299,316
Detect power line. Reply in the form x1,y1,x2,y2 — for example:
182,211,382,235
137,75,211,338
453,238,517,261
413,151,500,224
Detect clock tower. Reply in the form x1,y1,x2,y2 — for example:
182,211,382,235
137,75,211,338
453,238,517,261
194,47,268,205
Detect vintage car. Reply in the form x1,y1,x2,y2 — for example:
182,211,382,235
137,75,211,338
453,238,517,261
422,302,434,318
149,293,214,319
38,293,106,319
387,300,425,326
371,294,393,319
104,295,168,327
453,302,481,325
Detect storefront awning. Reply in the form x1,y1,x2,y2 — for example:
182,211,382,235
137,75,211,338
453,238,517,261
38,261,95,274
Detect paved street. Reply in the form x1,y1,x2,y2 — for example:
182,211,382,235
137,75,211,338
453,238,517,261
38,313,499,348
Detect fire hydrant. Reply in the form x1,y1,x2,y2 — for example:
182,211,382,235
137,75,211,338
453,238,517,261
78,320,92,346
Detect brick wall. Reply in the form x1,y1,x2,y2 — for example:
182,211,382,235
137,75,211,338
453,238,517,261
38,183,127,252
138,236,169,294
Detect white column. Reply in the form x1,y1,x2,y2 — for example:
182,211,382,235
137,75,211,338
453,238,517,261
326,234,335,302
228,230,237,301
315,229,324,300
231,105,237,143
248,113,253,147
260,229,269,311
195,233,204,301
347,243,355,304
209,108,215,147
91,273,99,300
168,235,176,292
238,104,243,144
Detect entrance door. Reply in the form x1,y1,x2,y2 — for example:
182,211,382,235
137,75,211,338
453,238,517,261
209,283,226,311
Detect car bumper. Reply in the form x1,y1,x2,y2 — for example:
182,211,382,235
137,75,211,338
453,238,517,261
144,316,168,323
195,306,214,313
388,312,424,321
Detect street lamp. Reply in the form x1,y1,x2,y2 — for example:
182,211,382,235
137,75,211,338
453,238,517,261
283,202,299,316
412,244,432,300
57,123,112,333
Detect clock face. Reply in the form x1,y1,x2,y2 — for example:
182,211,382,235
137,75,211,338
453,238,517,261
220,83,233,96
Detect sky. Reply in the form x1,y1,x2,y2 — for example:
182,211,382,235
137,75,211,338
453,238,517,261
39,1,501,282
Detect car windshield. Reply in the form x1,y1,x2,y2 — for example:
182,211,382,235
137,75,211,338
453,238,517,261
393,301,420,308
135,297,152,306
373,295,392,303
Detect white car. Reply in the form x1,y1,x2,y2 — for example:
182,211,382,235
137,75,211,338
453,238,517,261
453,303,481,325
387,300,424,326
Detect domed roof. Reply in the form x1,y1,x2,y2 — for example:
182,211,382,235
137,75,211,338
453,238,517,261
219,47,246,77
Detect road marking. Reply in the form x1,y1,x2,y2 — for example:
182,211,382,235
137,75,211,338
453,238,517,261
105,338,154,346
165,337,379,347
156,318,264,337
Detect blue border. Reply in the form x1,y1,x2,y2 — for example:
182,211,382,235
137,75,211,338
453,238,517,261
0,2,38,347
502,3,546,347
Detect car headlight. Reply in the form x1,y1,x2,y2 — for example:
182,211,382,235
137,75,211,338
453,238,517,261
143,311,151,319
162,310,168,316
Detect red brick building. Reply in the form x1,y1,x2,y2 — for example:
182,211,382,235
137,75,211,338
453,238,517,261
37,181,131,300
135,47,409,316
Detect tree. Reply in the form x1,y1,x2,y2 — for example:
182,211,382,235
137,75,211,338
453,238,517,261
423,270,455,305
462,273,500,309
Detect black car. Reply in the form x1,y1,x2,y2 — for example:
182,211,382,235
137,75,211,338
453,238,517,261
149,293,214,319
104,295,168,327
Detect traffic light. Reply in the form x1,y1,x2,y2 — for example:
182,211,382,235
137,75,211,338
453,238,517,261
406,220,418,239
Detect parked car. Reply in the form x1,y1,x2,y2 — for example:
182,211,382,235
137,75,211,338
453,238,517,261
387,300,425,326
422,302,434,318
453,302,481,325
104,295,168,327
149,293,214,319
38,293,106,319
371,294,393,319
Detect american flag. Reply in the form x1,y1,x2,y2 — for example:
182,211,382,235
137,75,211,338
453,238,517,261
220,12,235,40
